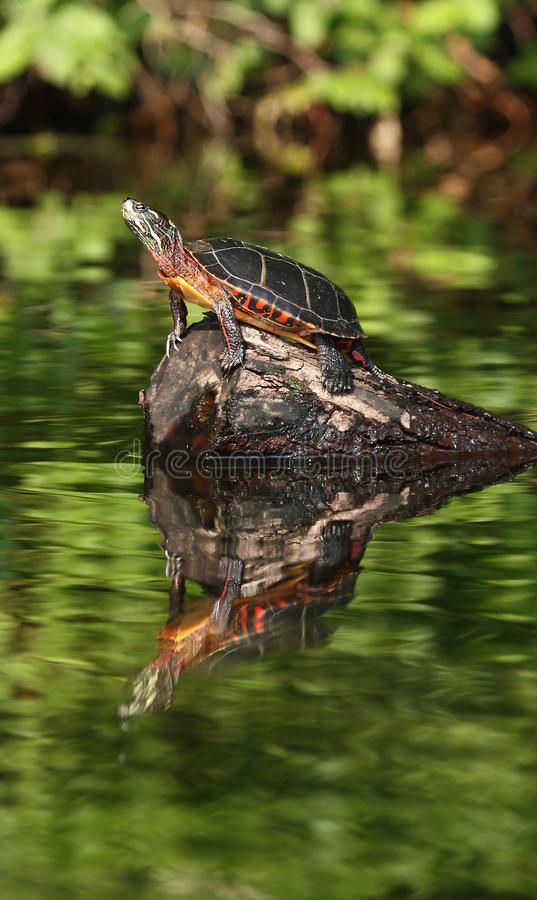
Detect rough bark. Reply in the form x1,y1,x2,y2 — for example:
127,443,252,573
142,316,537,468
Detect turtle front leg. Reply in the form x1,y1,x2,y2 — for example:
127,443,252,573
314,334,353,394
214,294,245,377
166,289,188,357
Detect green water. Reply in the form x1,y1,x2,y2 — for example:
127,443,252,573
1,159,536,898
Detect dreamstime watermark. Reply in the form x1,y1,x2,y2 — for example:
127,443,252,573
113,440,415,481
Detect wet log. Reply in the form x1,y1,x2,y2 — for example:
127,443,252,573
142,316,537,467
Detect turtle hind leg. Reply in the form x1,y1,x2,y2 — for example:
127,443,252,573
214,294,245,377
313,334,353,394
350,338,396,382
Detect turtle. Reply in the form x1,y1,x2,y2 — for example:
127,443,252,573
122,197,391,394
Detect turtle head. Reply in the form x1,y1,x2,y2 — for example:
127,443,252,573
122,198,183,277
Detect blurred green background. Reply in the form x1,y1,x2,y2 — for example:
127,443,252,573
2,0,537,182
1,2,537,899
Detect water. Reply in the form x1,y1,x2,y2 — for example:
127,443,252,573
0,158,536,898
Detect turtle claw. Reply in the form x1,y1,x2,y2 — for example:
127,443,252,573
321,370,354,395
165,331,182,358
220,346,245,378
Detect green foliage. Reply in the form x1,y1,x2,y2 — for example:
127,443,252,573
0,0,137,97
0,0,508,122
412,0,500,35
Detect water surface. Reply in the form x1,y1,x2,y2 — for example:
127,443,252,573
0,161,536,898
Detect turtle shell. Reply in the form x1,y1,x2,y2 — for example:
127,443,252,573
186,239,364,338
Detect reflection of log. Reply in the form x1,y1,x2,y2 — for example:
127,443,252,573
143,317,537,465
145,454,535,585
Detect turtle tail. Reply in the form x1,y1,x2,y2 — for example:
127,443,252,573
350,338,396,382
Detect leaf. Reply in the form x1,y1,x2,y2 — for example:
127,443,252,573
209,39,264,100
310,66,399,114
412,39,462,84
413,0,500,36
368,34,409,86
289,0,329,49
0,21,39,81
34,5,137,98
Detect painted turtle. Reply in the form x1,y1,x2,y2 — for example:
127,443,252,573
122,198,390,394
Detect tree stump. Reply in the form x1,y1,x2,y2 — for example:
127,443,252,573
141,316,537,469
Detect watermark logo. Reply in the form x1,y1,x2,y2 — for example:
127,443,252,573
113,441,414,481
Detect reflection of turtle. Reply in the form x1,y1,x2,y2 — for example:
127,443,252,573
120,446,524,717
119,525,371,717
122,198,392,394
